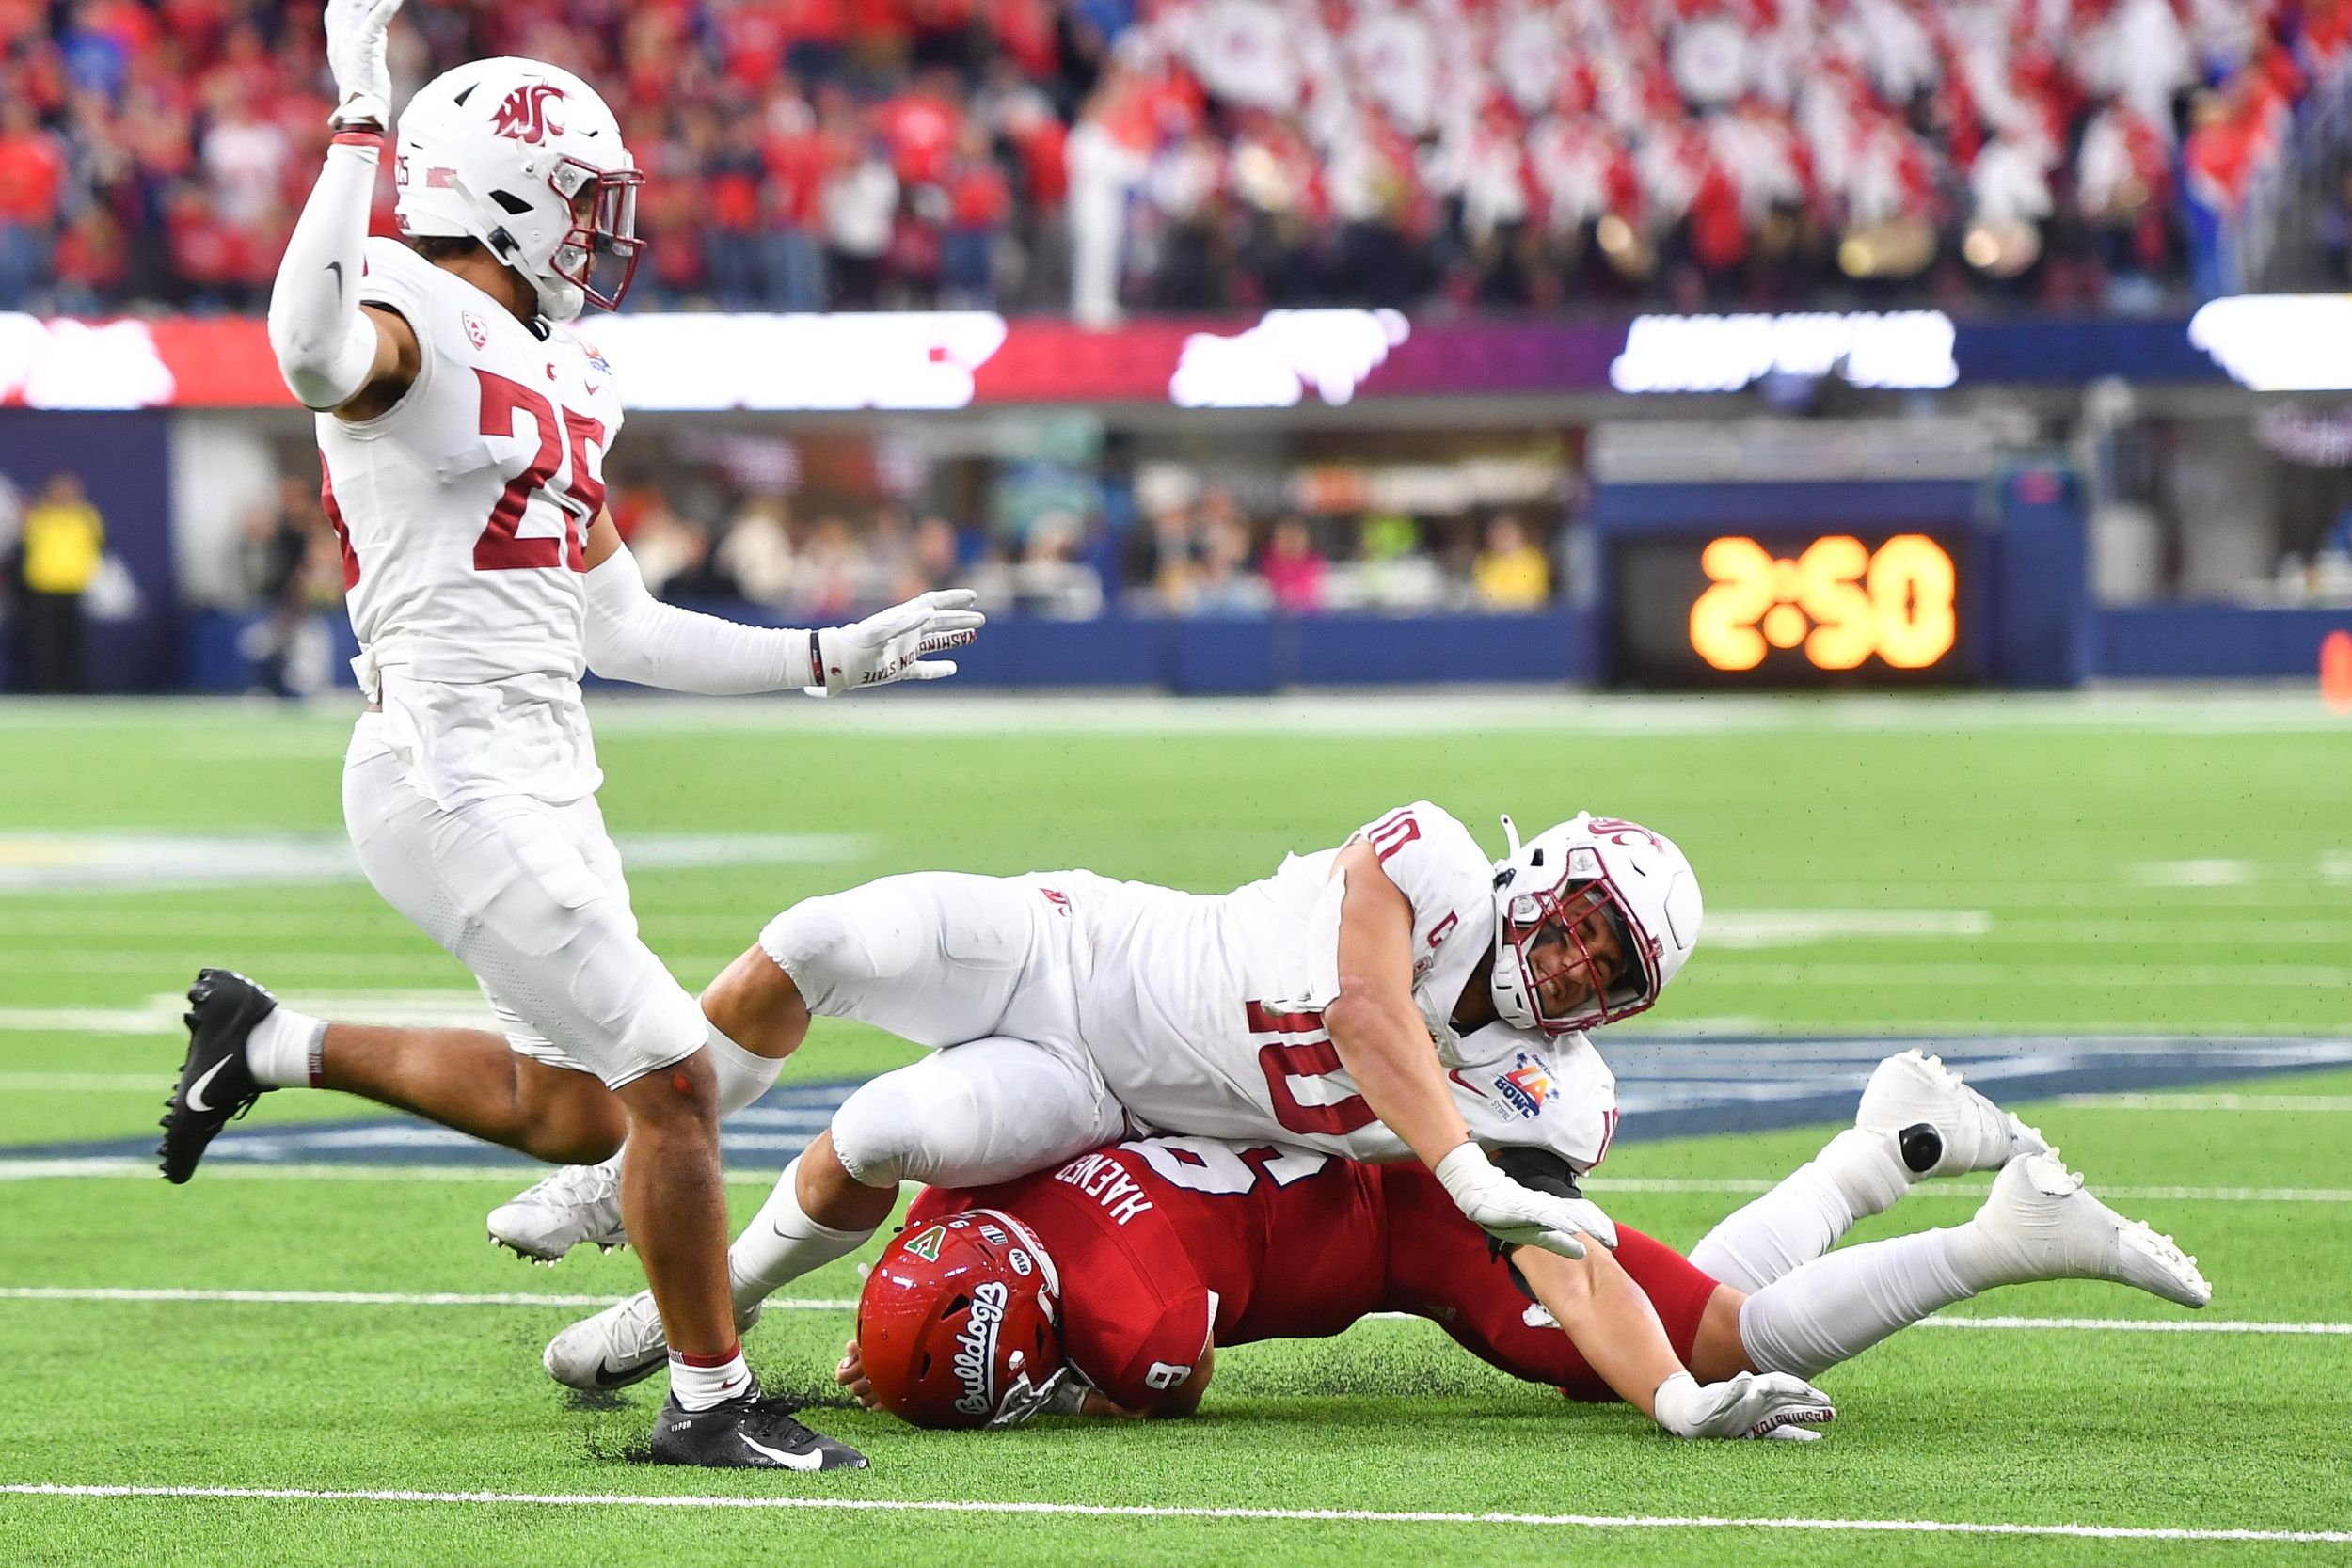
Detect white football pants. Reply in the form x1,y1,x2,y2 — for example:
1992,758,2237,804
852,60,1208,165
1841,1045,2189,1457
759,871,1129,1187
342,716,708,1089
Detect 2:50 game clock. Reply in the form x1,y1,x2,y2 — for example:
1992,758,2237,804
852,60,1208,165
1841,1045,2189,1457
1608,528,1981,686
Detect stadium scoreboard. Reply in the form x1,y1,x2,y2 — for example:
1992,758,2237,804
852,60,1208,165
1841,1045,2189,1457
1608,527,1980,686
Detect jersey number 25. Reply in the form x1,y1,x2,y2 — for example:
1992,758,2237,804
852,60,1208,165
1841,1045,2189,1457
475,368,607,572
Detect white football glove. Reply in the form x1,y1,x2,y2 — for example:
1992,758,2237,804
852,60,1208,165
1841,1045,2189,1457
806,589,985,696
1433,1143,1617,1260
1652,1370,1836,1440
325,0,403,129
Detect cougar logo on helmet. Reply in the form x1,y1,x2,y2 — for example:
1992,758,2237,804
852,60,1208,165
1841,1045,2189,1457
1584,817,1663,851
490,82,567,144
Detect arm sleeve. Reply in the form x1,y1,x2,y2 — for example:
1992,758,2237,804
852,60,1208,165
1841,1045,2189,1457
266,135,387,411
582,543,821,694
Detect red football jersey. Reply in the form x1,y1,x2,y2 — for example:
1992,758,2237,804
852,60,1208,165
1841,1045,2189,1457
906,1136,1724,1410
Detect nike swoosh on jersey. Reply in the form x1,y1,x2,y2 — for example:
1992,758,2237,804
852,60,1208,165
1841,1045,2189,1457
183,1056,234,1115
326,261,342,302
739,1431,824,1470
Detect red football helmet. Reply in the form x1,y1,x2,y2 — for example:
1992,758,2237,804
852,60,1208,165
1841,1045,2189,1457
856,1209,1064,1430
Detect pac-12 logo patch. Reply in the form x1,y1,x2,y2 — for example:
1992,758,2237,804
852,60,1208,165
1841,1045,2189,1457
490,82,567,144
463,311,489,350
1493,1052,1552,1118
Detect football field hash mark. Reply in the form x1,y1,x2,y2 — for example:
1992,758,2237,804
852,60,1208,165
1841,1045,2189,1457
4,1483,2347,1544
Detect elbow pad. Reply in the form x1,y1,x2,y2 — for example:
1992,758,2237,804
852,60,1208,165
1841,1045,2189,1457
271,309,380,412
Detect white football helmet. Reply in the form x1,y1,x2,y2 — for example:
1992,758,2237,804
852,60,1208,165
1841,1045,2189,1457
393,56,643,321
1488,812,1701,1035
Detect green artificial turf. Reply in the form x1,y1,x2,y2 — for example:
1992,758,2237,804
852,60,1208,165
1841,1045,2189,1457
2,692,2348,1565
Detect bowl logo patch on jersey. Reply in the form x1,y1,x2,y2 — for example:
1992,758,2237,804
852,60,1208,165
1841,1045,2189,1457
1494,1053,1553,1118
951,1280,1009,1418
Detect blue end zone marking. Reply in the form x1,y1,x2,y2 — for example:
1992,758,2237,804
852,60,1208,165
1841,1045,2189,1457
24,1035,2352,1170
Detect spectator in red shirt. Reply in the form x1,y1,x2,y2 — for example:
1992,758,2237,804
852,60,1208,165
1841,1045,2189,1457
706,109,769,307
163,178,240,310
1261,517,1327,614
761,89,838,309
876,68,963,187
50,207,126,314
0,99,63,309
940,122,1009,305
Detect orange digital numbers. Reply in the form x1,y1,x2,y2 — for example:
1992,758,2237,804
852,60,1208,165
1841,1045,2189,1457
1690,534,1957,673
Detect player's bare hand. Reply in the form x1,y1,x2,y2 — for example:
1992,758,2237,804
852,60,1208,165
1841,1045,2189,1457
835,1337,880,1410
1433,1142,1617,1259
325,0,403,128
1653,1370,1836,1440
807,590,985,696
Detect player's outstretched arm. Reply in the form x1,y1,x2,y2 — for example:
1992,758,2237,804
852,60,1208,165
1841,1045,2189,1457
1324,843,1610,1260
581,516,982,697
267,0,418,413
1514,1246,1836,1439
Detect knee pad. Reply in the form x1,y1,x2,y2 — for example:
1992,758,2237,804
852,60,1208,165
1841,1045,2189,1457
829,1061,977,1188
758,885,922,1012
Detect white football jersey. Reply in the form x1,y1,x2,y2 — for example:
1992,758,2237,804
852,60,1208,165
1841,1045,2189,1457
321,238,625,689
1071,801,1623,1172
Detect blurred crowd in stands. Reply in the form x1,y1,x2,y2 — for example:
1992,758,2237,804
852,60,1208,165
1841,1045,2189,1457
202,450,1565,695
0,0,2340,319
603,474,1560,618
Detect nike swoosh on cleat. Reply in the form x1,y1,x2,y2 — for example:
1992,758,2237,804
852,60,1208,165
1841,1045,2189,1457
739,1432,824,1470
183,1056,233,1115
592,1358,657,1388
326,261,342,303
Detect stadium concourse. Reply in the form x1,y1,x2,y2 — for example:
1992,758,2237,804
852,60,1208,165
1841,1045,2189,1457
0,0,2329,320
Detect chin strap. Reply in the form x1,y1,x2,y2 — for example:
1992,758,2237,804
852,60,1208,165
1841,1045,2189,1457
1499,812,1522,858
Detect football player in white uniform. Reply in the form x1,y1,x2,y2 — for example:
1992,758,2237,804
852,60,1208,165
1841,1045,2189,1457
154,0,980,1471
539,801,1800,1386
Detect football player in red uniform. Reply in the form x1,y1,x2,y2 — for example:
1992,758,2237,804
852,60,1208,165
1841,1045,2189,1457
839,1114,2210,1438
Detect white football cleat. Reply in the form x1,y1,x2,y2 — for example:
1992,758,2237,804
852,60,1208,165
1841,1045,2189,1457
545,1287,764,1391
1856,1050,2051,1178
1963,1151,2212,1308
488,1155,627,1264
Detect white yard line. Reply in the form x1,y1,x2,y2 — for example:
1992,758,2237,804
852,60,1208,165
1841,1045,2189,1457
4,1288,2342,1338
2059,1093,2352,1111
1581,1176,2352,1204
0,1159,803,1183
1,1482,2345,1544
0,1287,854,1310
1915,1316,2352,1337
0,1072,170,1091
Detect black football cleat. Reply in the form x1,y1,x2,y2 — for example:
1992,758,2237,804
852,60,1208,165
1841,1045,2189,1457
648,1391,868,1470
158,968,279,1184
